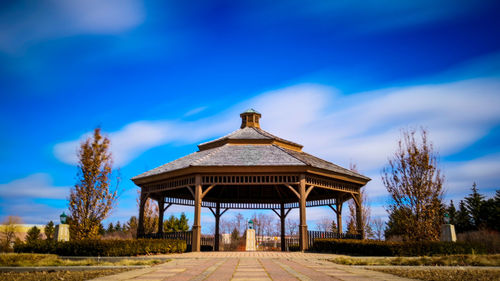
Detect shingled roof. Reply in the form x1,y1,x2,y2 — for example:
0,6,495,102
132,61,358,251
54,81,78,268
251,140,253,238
132,109,369,181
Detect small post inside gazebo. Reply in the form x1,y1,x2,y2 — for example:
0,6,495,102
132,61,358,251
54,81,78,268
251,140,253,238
132,109,370,251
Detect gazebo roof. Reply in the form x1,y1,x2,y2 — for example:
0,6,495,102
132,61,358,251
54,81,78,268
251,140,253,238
132,110,369,182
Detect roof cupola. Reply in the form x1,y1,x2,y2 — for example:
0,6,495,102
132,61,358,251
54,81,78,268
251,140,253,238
240,109,261,129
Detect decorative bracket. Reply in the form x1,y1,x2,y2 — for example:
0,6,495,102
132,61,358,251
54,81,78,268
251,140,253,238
284,184,300,198
186,186,195,199
202,184,216,199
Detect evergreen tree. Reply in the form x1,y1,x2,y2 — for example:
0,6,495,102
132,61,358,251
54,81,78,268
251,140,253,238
464,183,485,230
455,200,472,233
107,222,114,233
164,215,178,232
384,207,412,240
346,219,357,235
98,223,105,235
163,213,189,232
44,221,55,240
446,201,457,225
115,221,122,232
178,213,189,231
26,226,41,243
480,197,499,232
330,220,338,233
231,227,240,240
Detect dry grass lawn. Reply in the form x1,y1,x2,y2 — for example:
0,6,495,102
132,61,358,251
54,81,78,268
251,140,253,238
371,267,500,281
0,253,163,267
0,269,131,281
329,254,500,266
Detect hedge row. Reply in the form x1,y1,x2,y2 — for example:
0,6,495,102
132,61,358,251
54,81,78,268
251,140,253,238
311,239,486,256
14,239,186,256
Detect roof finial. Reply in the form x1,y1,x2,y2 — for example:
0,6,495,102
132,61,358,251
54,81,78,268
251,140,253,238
240,109,261,129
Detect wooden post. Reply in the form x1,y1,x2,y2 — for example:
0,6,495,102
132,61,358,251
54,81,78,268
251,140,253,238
299,174,308,251
192,175,202,252
354,193,364,239
336,196,343,236
137,191,146,238
280,203,286,251
215,202,220,251
158,197,164,235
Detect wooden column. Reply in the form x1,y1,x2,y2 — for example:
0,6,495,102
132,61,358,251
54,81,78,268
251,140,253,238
158,197,165,235
299,174,308,251
354,193,364,239
336,196,343,236
280,203,286,251
214,202,220,251
192,175,202,252
137,191,146,238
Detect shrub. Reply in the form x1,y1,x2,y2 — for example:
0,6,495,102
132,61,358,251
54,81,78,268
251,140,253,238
311,239,486,256
458,230,500,254
14,239,186,256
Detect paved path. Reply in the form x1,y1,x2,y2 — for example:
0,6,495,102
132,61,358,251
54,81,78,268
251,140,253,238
91,252,415,281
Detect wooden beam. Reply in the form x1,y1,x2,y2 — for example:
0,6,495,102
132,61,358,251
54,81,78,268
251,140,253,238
350,192,361,208
208,207,216,216
186,186,195,199
163,203,172,212
201,184,216,199
284,184,300,198
271,208,280,218
328,204,338,215
298,174,308,251
305,185,315,199
220,208,229,216
192,175,202,252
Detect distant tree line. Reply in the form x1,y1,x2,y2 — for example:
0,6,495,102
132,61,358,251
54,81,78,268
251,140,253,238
446,184,499,233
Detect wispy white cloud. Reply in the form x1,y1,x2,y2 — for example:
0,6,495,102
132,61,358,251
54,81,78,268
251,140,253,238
55,76,500,173
0,0,144,53
0,173,69,199
184,106,208,117
53,76,500,217
0,173,69,224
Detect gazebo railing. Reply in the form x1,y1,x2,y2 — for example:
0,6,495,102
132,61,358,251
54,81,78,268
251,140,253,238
307,230,361,249
140,230,361,251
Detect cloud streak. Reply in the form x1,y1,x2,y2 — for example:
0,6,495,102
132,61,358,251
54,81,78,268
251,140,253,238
0,173,69,199
53,75,500,226
0,0,145,53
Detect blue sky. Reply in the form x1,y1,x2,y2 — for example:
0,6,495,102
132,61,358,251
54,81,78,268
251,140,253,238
1,1,499,232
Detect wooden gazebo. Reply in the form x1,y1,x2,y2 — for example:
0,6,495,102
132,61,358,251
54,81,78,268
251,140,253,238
132,109,370,251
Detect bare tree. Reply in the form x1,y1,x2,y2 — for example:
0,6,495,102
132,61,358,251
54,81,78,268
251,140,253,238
234,213,245,235
220,218,233,234
286,219,298,236
69,128,118,240
382,128,444,241
0,216,22,252
315,216,335,232
346,188,374,238
372,217,385,240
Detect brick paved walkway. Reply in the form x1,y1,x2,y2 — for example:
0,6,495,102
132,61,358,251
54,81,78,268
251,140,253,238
91,252,415,281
